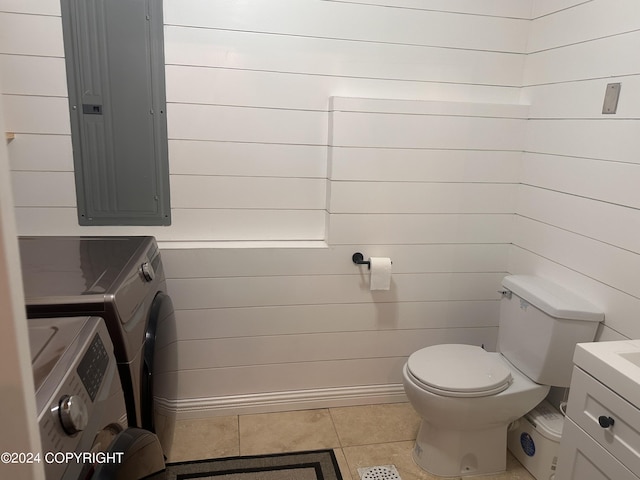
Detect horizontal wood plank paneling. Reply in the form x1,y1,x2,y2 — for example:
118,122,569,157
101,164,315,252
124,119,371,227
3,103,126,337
167,104,327,145
164,65,522,110
514,217,640,299
326,97,523,277
11,171,75,207
517,185,640,255
158,301,500,345
2,95,70,135
330,96,529,116
331,112,525,150
164,0,528,53
7,134,73,172
156,327,498,373
168,141,326,178
14,208,327,240
164,26,525,87
524,76,640,119
321,0,532,19
3,0,537,415
521,153,640,208
154,357,411,399
170,176,327,210
528,0,640,53
515,0,640,343
0,0,61,15
6,0,640,416
329,213,513,245
330,182,515,214
0,12,63,56
524,29,640,86
168,272,506,310
530,0,589,19
330,148,520,182
0,55,67,96
154,325,496,400
6,0,527,246
161,244,509,278
525,119,640,164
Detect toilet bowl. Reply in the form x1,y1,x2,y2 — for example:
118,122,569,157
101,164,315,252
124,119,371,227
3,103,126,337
402,275,603,478
402,344,549,477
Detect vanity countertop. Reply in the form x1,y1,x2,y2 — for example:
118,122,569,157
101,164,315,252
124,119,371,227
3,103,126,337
574,339,640,409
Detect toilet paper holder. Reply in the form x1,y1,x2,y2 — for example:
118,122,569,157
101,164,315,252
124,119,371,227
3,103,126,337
352,252,371,269
352,252,392,270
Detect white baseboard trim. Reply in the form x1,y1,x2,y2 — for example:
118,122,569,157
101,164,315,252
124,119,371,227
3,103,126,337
155,384,408,420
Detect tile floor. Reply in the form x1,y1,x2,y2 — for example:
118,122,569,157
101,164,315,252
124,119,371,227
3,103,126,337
167,403,535,480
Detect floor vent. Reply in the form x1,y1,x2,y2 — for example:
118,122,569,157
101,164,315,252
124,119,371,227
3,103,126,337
357,465,402,480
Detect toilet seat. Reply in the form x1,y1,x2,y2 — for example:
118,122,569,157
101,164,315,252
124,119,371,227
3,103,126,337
406,344,513,398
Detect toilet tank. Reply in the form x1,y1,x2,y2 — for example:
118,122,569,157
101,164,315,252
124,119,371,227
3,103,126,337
498,275,604,387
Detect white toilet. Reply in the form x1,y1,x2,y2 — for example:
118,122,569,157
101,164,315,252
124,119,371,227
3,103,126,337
402,275,603,478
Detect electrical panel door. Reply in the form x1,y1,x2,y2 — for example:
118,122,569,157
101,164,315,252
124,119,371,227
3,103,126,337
61,0,170,225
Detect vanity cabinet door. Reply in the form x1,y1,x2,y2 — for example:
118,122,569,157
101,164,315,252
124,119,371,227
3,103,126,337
557,418,638,480
566,367,640,474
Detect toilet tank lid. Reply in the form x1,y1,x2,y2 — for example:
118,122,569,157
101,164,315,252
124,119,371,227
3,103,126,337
502,275,604,322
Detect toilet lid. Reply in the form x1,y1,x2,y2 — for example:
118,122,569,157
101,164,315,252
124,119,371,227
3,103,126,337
407,344,513,397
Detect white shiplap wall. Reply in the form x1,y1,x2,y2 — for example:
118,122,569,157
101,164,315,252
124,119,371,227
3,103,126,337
2,0,529,241
9,0,639,420
157,0,527,417
155,96,527,416
1,0,529,417
513,0,640,341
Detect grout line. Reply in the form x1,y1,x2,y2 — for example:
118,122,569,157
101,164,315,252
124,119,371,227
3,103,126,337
327,407,344,448
336,447,354,480
237,414,242,456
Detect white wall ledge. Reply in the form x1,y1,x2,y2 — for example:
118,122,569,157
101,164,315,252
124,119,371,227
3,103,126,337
158,240,329,250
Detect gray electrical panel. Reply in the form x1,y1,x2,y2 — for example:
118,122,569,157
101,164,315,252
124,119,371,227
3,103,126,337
61,0,170,225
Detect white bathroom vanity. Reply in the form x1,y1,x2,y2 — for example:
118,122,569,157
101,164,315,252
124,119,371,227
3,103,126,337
557,340,640,480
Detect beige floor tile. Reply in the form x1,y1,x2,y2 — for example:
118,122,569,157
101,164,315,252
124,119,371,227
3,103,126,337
330,403,421,447
154,411,176,458
239,409,341,456
343,442,535,480
164,405,534,480
343,441,442,480
333,448,354,480
169,415,239,463
478,452,535,480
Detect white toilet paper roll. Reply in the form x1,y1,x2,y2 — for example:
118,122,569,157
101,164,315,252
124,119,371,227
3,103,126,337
369,257,392,290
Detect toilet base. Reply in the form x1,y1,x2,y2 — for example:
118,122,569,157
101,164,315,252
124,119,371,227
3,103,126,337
412,419,507,477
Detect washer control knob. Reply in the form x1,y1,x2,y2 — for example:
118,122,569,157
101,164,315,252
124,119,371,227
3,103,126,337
140,262,155,282
58,395,88,435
